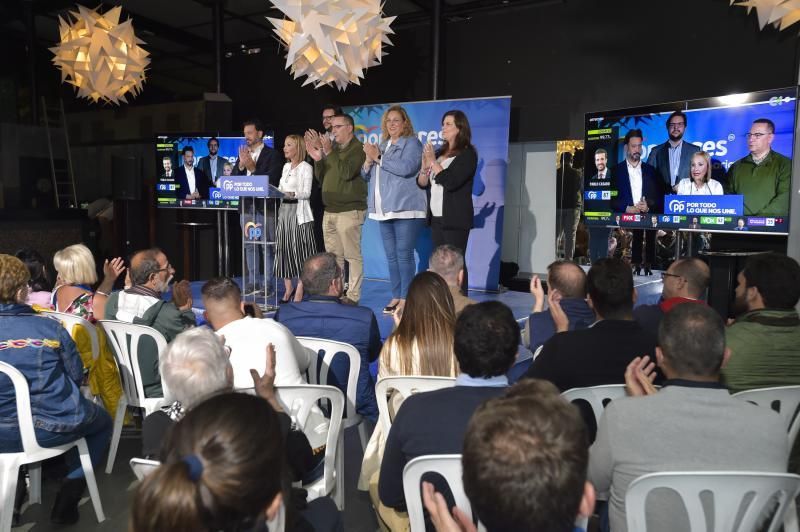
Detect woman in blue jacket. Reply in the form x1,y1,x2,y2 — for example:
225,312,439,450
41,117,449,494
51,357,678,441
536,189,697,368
362,105,426,314
0,254,112,526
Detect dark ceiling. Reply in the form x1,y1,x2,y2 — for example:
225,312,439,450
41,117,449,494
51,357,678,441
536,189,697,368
2,0,556,102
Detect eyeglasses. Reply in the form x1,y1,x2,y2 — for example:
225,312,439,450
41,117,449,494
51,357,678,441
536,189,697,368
322,115,335,120
661,272,682,281
746,132,768,139
331,124,347,129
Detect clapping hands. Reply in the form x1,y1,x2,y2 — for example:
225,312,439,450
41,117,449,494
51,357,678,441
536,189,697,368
625,355,658,396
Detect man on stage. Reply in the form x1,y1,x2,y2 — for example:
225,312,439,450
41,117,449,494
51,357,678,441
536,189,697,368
175,146,210,200
611,129,665,275
647,111,699,193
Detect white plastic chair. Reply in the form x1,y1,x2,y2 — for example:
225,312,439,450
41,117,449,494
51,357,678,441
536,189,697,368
375,376,457,435
276,384,346,510
129,457,160,481
625,471,800,532
403,454,486,532
98,320,169,474
561,384,628,426
296,337,368,450
733,386,800,447
0,361,105,531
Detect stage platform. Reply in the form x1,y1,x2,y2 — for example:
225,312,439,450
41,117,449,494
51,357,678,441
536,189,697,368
182,271,665,342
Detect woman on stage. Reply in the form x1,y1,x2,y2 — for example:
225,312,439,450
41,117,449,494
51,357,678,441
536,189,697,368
418,109,478,293
362,105,426,314
275,134,317,303
676,151,724,195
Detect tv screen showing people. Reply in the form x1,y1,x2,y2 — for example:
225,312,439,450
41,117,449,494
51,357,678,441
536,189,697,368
582,87,795,234
155,132,275,208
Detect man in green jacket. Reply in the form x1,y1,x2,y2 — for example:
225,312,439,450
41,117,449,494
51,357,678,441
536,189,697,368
722,252,800,394
104,248,196,397
725,118,791,216
306,113,367,303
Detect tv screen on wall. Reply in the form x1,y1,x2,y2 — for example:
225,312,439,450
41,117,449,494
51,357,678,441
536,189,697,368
582,87,796,235
155,132,275,209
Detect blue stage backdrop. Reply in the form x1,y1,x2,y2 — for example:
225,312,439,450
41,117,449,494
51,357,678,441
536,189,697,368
344,96,511,291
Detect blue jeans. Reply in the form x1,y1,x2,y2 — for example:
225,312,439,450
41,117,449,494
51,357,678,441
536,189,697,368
0,407,112,479
379,218,424,299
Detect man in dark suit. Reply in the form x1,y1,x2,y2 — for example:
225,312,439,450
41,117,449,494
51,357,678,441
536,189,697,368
610,129,665,275
175,146,211,200
196,137,227,187
646,110,700,193
523,257,659,392
233,119,283,296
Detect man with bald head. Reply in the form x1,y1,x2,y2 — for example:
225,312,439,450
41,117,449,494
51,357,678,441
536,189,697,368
428,245,477,314
634,257,710,338
104,248,196,397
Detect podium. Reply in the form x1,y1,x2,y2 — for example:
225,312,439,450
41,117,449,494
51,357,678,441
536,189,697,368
219,175,283,310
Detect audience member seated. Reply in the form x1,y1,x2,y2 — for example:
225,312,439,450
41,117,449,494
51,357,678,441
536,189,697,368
0,254,112,526
201,277,312,389
141,327,323,484
15,247,54,309
523,257,658,391
423,379,595,532
133,392,342,532
589,304,789,532
104,248,196,398
374,301,520,531
633,257,709,337
275,252,381,422
360,271,458,491
722,252,800,393
523,260,593,353
428,244,477,314
52,243,124,419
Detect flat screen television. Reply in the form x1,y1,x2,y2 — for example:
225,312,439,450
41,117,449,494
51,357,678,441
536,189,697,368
582,87,796,235
154,132,275,209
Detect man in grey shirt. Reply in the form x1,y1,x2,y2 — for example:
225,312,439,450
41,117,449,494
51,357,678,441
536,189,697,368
589,303,788,532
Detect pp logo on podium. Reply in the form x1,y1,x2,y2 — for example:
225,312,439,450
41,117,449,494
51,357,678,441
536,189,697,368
244,221,263,240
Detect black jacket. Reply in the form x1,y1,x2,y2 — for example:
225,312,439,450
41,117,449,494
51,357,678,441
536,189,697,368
421,145,478,230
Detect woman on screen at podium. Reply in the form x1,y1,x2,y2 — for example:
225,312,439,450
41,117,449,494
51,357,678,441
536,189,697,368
418,109,478,294
675,151,724,195
275,134,317,303
362,105,426,314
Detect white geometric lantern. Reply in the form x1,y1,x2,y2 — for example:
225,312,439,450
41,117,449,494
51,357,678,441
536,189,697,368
50,4,150,105
730,0,800,31
267,0,396,91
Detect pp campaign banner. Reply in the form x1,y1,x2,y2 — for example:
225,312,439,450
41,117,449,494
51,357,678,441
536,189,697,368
344,96,512,291
664,195,744,216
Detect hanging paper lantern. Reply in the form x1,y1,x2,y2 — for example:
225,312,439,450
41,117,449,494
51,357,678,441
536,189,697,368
730,0,800,31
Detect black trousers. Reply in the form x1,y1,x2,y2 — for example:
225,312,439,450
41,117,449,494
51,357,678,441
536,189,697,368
430,217,470,293
631,228,656,265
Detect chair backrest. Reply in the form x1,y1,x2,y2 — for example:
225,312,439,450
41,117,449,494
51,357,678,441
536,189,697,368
625,471,800,532
98,320,169,408
296,337,360,421
561,384,627,426
733,386,800,447
42,310,100,362
276,384,345,496
0,361,48,454
403,454,486,532
375,376,457,434
129,457,161,481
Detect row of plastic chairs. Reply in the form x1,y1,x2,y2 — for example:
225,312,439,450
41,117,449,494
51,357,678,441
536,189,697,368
401,453,800,532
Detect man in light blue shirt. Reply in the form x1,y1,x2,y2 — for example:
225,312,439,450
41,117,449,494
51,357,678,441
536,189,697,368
647,110,700,192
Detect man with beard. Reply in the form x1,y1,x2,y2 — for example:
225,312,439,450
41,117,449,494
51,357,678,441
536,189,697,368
305,105,343,250
647,111,700,193
722,252,800,394
197,137,226,187
610,129,666,275
104,248,196,397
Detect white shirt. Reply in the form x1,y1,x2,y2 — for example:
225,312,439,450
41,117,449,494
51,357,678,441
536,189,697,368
246,144,264,176
430,156,456,217
676,178,724,196
217,316,313,389
627,161,643,205
184,165,196,195
279,161,315,225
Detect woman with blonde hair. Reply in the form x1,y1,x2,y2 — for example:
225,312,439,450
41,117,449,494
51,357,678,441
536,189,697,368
676,151,724,195
362,105,426,314
52,243,125,419
275,134,317,303
360,271,457,494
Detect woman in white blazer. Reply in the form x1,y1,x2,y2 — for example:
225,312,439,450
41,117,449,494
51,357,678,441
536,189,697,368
675,151,724,195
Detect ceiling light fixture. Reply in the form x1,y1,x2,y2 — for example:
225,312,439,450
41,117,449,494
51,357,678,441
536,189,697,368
730,0,800,32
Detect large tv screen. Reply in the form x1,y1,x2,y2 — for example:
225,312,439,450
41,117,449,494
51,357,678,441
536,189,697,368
582,87,796,235
155,133,275,209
